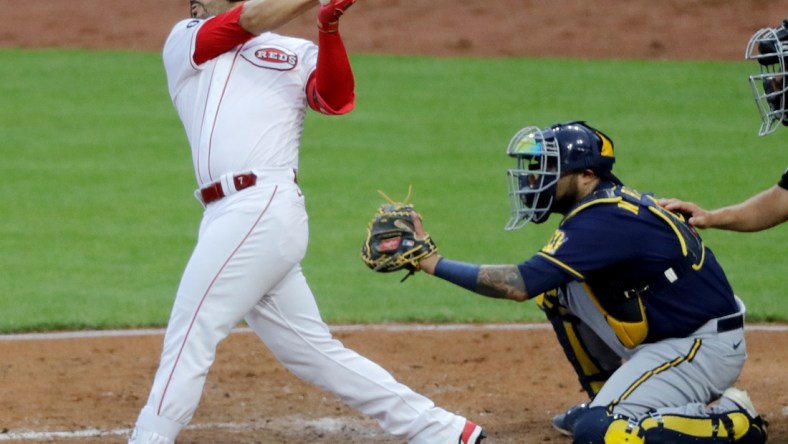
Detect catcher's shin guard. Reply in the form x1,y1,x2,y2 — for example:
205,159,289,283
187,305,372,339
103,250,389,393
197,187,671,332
604,417,644,444
535,289,619,397
617,411,768,444
567,409,650,444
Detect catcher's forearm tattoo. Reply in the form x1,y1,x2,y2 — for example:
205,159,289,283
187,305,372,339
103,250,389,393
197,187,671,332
432,259,529,301
476,265,529,301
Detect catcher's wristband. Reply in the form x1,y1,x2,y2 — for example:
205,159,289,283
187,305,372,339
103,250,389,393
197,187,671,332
433,258,480,292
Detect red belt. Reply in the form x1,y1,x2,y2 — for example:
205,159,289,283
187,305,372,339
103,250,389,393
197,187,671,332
200,173,257,205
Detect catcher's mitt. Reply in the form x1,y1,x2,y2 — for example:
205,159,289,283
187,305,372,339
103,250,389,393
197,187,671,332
360,191,437,281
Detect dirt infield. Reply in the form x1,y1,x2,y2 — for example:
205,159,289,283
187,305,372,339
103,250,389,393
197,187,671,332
2,0,788,443
1,326,787,443
4,0,788,60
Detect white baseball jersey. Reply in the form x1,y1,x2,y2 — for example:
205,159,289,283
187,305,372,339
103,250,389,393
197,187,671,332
163,18,318,186
130,12,478,444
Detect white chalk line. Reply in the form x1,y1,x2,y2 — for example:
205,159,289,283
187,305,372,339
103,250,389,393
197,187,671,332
0,427,131,441
1,322,787,342
0,416,382,442
0,323,552,341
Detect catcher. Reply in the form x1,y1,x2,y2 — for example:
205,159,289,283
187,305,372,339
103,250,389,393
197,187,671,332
361,121,768,444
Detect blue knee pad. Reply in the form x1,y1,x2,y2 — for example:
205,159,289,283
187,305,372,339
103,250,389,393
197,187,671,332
572,406,615,444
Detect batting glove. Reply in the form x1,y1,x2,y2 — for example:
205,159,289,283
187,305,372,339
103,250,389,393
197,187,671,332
317,0,356,33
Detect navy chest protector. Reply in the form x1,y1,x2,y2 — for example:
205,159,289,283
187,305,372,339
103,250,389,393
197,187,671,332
564,186,706,348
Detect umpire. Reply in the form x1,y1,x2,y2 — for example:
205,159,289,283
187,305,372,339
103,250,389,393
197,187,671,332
411,121,768,444
660,19,788,232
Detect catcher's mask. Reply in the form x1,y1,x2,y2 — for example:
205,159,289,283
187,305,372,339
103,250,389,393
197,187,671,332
505,121,619,230
745,19,788,136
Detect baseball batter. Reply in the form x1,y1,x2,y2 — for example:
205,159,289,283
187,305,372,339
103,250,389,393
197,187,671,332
128,1,485,443
408,121,768,444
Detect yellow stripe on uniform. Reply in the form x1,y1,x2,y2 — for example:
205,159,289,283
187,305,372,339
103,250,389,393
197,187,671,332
616,200,639,215
607,339,703,413
685,339,701,362
644,194,706,271
648,206,689,256
536,252,585,280
563,196,621,222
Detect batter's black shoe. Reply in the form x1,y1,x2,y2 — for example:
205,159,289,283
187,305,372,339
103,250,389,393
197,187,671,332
721,387,768,444
459,420,486,444
552,402,589,437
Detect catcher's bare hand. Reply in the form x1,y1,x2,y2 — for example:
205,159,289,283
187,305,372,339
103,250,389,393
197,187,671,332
410,212,440,274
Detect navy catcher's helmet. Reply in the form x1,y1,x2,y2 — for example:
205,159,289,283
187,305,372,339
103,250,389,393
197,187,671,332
505,121,619,230
745,19,788,136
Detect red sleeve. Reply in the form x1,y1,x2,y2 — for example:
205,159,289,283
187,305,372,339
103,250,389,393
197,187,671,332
306,30,355,115
193,5,256,65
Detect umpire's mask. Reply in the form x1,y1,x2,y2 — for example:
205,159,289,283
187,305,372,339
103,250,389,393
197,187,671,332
746,19,788,136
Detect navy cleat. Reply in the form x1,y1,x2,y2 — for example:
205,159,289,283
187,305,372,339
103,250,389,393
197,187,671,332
552,402,589,437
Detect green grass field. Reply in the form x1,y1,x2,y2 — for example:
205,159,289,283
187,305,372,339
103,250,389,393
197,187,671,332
0,49,785,332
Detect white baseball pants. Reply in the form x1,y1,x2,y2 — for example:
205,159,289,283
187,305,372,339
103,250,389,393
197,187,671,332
130,169,468,443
